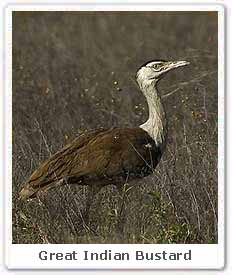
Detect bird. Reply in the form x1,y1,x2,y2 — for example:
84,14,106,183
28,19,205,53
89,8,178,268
19,60,189,224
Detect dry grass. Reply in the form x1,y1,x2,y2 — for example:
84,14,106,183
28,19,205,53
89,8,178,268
12,11,218,244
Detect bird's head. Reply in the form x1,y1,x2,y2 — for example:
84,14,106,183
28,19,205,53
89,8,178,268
136,60,190,86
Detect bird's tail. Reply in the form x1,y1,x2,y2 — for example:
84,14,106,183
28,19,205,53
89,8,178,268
19,184,38,201
19,160,61,201
19,177,69,201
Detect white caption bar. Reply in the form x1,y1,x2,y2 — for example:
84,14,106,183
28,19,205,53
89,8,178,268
6,244,223,269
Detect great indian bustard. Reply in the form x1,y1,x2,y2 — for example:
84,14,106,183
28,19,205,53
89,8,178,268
19,60,189,224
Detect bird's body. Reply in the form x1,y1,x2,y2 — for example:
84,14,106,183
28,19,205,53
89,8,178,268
20,127,162,199
19,60,189,208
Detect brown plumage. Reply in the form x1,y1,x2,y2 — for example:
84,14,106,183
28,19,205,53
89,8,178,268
19,127,161,200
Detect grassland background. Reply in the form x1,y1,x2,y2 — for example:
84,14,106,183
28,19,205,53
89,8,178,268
12,11,218,244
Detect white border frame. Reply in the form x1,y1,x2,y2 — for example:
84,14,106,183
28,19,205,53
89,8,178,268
4,3,224,270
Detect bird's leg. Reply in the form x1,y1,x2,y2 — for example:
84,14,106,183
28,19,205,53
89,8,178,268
81,185,101,229
116,184,125,233
115,174,131,240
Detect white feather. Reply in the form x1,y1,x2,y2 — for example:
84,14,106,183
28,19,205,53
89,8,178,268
136,67,167,149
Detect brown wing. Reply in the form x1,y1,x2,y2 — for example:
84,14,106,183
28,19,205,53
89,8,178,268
19,128,107,199
19,127,162,200
100,128,162,180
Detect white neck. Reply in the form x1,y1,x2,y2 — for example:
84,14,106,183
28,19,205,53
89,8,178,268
138,79,167,148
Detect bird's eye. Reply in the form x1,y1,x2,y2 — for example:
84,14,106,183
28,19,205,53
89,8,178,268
153,64,162,71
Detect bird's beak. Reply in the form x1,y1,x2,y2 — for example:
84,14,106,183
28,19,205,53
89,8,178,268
155,60,190,81
169,60,190,69
160,61,190,76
